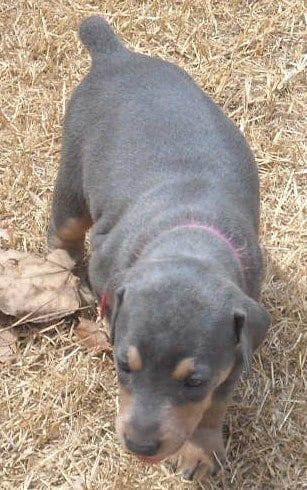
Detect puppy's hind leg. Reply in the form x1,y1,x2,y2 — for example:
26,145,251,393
48,160,92,263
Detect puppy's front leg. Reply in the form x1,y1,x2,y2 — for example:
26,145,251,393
170,397,228,480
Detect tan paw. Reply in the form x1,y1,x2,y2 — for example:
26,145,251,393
168,439,225,481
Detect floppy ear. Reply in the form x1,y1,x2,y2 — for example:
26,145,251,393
110,286,125,345
234,295,271,366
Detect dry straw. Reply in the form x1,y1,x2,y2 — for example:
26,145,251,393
0,0,306,488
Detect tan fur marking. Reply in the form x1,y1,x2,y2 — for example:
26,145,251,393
176,441,215,476
199,397,228,429
119,385,133,413
172,357,195,380
162,363,234,447
57,216,92,243
163,393,213,445
116,384,135,440
171,396,229,477
127,345,143,371
214,363,234,388
173,394,212,429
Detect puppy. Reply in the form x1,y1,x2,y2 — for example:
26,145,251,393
48,16,270,479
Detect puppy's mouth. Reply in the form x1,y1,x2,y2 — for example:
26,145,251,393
129,439,187,465
134,454,164,464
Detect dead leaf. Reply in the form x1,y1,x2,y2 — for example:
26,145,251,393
0,328,18,363
75,318,112,354
0,248,95,323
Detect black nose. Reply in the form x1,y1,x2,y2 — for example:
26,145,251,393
125,436,161,456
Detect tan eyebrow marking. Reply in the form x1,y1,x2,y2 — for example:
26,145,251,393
172,357,195,380
127,345,143,371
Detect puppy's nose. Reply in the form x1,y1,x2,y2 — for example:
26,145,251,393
124,436,161,456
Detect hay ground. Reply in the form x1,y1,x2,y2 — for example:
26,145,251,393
0,0,306,488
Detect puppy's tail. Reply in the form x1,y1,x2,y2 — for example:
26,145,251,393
79,16,125,57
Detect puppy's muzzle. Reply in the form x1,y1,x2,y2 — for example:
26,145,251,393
124,435,161,457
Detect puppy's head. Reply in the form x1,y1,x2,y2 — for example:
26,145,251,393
111,261,270,462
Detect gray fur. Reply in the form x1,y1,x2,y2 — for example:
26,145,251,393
79,16,125,56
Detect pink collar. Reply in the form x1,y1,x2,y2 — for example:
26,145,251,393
100,222,242,317
163,222,243,265
100,292,111,317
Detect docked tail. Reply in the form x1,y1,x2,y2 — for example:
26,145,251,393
79,16,125,56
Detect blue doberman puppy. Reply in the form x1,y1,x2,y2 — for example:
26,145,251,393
48,16,270,480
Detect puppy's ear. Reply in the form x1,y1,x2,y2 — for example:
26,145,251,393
234,295,271,367
110,286,125,344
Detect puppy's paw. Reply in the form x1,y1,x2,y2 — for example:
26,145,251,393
168,439,225,481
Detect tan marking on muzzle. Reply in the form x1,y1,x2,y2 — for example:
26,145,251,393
172,357,195,380
167,394,213,437
116,385,135,440
161,363,234,448
127,345,143,371
213,363,234,388
119,385,133,405
57,216,92,243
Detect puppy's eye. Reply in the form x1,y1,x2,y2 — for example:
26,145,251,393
184,376,205,388
117,360,131,373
